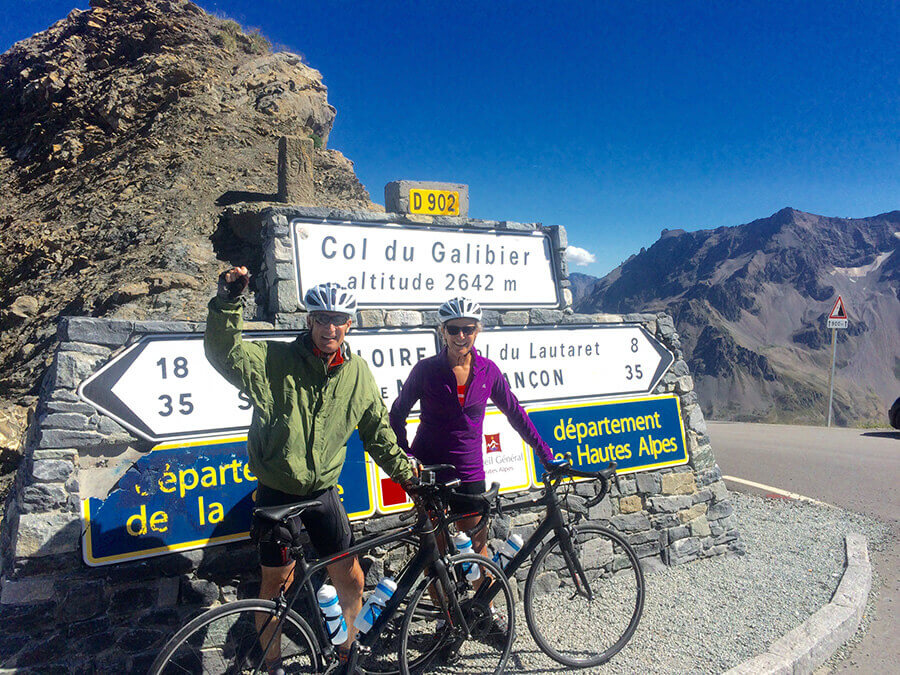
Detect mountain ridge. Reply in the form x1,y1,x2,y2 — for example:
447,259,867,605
577,208,899,425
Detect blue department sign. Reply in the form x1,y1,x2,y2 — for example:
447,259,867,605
82,435,376,566
81,401,688,565
525,395,688,479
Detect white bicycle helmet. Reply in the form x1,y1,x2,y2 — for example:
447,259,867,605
438,297,482,323
304,283,357,314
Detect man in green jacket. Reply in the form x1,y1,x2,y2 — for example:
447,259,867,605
205,266,415,671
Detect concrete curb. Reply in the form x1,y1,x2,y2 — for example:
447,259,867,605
724,533,871,675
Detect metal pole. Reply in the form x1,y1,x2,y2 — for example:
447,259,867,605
826,328,837,427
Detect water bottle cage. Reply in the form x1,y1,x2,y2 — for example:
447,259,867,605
327,621,344,641
366,604,382,625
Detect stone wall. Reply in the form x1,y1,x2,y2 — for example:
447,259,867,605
0,205,742,672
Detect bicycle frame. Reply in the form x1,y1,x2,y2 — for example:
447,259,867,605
463,475,600,610
258,501,477,673
502,485,594,598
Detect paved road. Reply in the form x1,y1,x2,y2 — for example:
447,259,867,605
707,422,899,674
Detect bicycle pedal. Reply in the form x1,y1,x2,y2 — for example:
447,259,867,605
439,645,462,666
322,662,350,675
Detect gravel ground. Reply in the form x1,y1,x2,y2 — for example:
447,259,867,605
504,492,891,674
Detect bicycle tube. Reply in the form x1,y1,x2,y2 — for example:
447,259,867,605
556,525,593,598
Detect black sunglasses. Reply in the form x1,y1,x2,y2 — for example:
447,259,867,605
311,313,351,326
444,324,477,336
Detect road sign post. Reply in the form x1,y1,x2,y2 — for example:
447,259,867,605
825,296,849,427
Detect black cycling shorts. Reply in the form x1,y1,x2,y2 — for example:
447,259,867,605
254,484,353,568
448,479,487,516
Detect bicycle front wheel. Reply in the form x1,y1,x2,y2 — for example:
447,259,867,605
524,524,644,667
149,599,321,674
399,553,515,675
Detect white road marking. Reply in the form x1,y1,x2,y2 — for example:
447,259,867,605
722,475,836,508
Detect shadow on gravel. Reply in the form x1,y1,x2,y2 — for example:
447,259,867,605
861,431,900,440
507,650,570,673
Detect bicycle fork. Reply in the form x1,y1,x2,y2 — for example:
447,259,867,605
556,526,594,602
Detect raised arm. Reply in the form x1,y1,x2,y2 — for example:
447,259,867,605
203,267,274,420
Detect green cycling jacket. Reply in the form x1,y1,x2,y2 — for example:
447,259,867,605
204,297,413,496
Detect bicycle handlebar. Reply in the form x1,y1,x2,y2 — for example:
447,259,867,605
542,460,618,509
401,470,500,537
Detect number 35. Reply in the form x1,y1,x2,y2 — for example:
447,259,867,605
159,393,194,416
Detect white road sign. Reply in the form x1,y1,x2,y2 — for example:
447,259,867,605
476,325,674,404
290,218,560,309
78,330,437,443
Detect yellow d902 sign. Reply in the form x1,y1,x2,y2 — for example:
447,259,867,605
409,189,460,216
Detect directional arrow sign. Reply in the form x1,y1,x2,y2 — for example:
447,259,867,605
476,324,674,404
78,329,437,443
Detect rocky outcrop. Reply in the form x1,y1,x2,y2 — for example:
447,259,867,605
691,326,777,381
577,208,900,425
567,271,600,307
0,0,376,406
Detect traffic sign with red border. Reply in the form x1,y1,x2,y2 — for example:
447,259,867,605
826,296,849,329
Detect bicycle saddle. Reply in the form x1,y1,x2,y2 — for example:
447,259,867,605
254,499,323,523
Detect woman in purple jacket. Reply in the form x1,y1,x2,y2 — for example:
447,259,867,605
390,297,560,557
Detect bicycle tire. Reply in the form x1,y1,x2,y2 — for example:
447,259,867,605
356,602,409,675
523,524,644,667
148,599,321,674
398,553,515,675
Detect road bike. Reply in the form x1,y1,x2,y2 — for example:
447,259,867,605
148,467,515,674
450,460,646,668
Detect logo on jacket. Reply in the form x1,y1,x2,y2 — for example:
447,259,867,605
485,433,501,453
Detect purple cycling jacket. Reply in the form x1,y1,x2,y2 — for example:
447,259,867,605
389,347,554,482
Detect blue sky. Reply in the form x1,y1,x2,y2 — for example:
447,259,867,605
4,1,898,276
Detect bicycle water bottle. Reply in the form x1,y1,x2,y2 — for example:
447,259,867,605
316,584,348,645
353,577,397,633
452,532,482,581
493,533,523,570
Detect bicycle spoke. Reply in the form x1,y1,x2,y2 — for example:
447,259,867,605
357,610,408,675
400,556,514,675
150,601,319,674
524,524,644,668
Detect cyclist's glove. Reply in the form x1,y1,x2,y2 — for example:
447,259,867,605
543,457,569,470
217,270,249,301
399,475,420,491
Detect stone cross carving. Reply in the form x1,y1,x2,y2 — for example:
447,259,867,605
277,136,314,204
